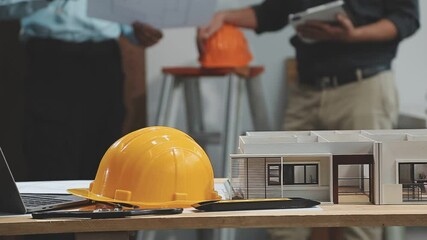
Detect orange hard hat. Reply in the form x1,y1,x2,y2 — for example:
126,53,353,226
199,24,253,68
68,126,220,208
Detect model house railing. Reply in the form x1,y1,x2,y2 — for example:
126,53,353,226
402,183,425,202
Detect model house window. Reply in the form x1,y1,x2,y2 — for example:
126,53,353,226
399,162,427,202
399,163,427,183
267,164,281,185
267,163,319,185
283,164,318,185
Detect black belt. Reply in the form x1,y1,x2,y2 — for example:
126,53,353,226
303,64,391,90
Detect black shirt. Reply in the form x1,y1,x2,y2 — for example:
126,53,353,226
252,0,420,82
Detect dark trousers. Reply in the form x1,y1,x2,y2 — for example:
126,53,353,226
23,38,125,181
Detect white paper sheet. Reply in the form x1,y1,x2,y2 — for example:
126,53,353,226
87,0,217,29
16,179,227,195
16,180,92,194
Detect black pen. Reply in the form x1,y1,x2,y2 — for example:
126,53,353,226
32,208,183,219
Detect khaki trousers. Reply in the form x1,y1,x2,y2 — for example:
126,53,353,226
282,70,399,131
272,71,398,240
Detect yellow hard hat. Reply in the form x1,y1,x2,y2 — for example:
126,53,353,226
68,126,220,208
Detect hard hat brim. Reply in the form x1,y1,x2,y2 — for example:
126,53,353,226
67,188,221,208
67,188,120,204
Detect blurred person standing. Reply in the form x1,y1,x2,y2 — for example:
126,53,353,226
197,0,420,239
2,0,162,181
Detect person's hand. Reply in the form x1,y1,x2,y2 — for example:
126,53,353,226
132,21,163,48
196,11,226,55
296,14,359,43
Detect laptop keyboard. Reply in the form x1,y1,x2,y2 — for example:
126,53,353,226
21,194,73,207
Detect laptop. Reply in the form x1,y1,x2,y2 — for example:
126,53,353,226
0,147,90,214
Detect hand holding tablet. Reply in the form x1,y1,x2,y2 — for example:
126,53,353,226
289,0,350,43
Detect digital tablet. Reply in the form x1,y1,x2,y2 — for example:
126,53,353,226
192,197,320,212
289,0,348,43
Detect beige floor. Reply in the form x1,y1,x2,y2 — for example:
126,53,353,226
339,194,371,204
338,186,371,204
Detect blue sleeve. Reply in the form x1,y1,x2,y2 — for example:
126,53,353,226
0,0,30,6
0,0,48,20
120,24,138,44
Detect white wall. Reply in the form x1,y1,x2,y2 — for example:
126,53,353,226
395,0,427,112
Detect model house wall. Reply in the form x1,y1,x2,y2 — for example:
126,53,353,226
231,129,427,205
231,154,332,202
380,140,427,204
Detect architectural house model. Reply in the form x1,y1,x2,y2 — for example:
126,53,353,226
229,129,427,205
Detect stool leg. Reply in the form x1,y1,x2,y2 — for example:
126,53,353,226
222,74,242,178
246,75,270,130
183,77,206,148
156,74,176,126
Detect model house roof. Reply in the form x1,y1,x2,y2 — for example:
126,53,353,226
236,129,427,155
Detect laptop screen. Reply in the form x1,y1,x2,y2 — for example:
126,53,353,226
0,147,90,214
0,147,27,213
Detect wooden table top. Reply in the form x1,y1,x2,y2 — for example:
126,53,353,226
2,204,427,236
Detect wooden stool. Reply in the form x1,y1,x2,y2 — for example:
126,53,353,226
155,66,270,177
